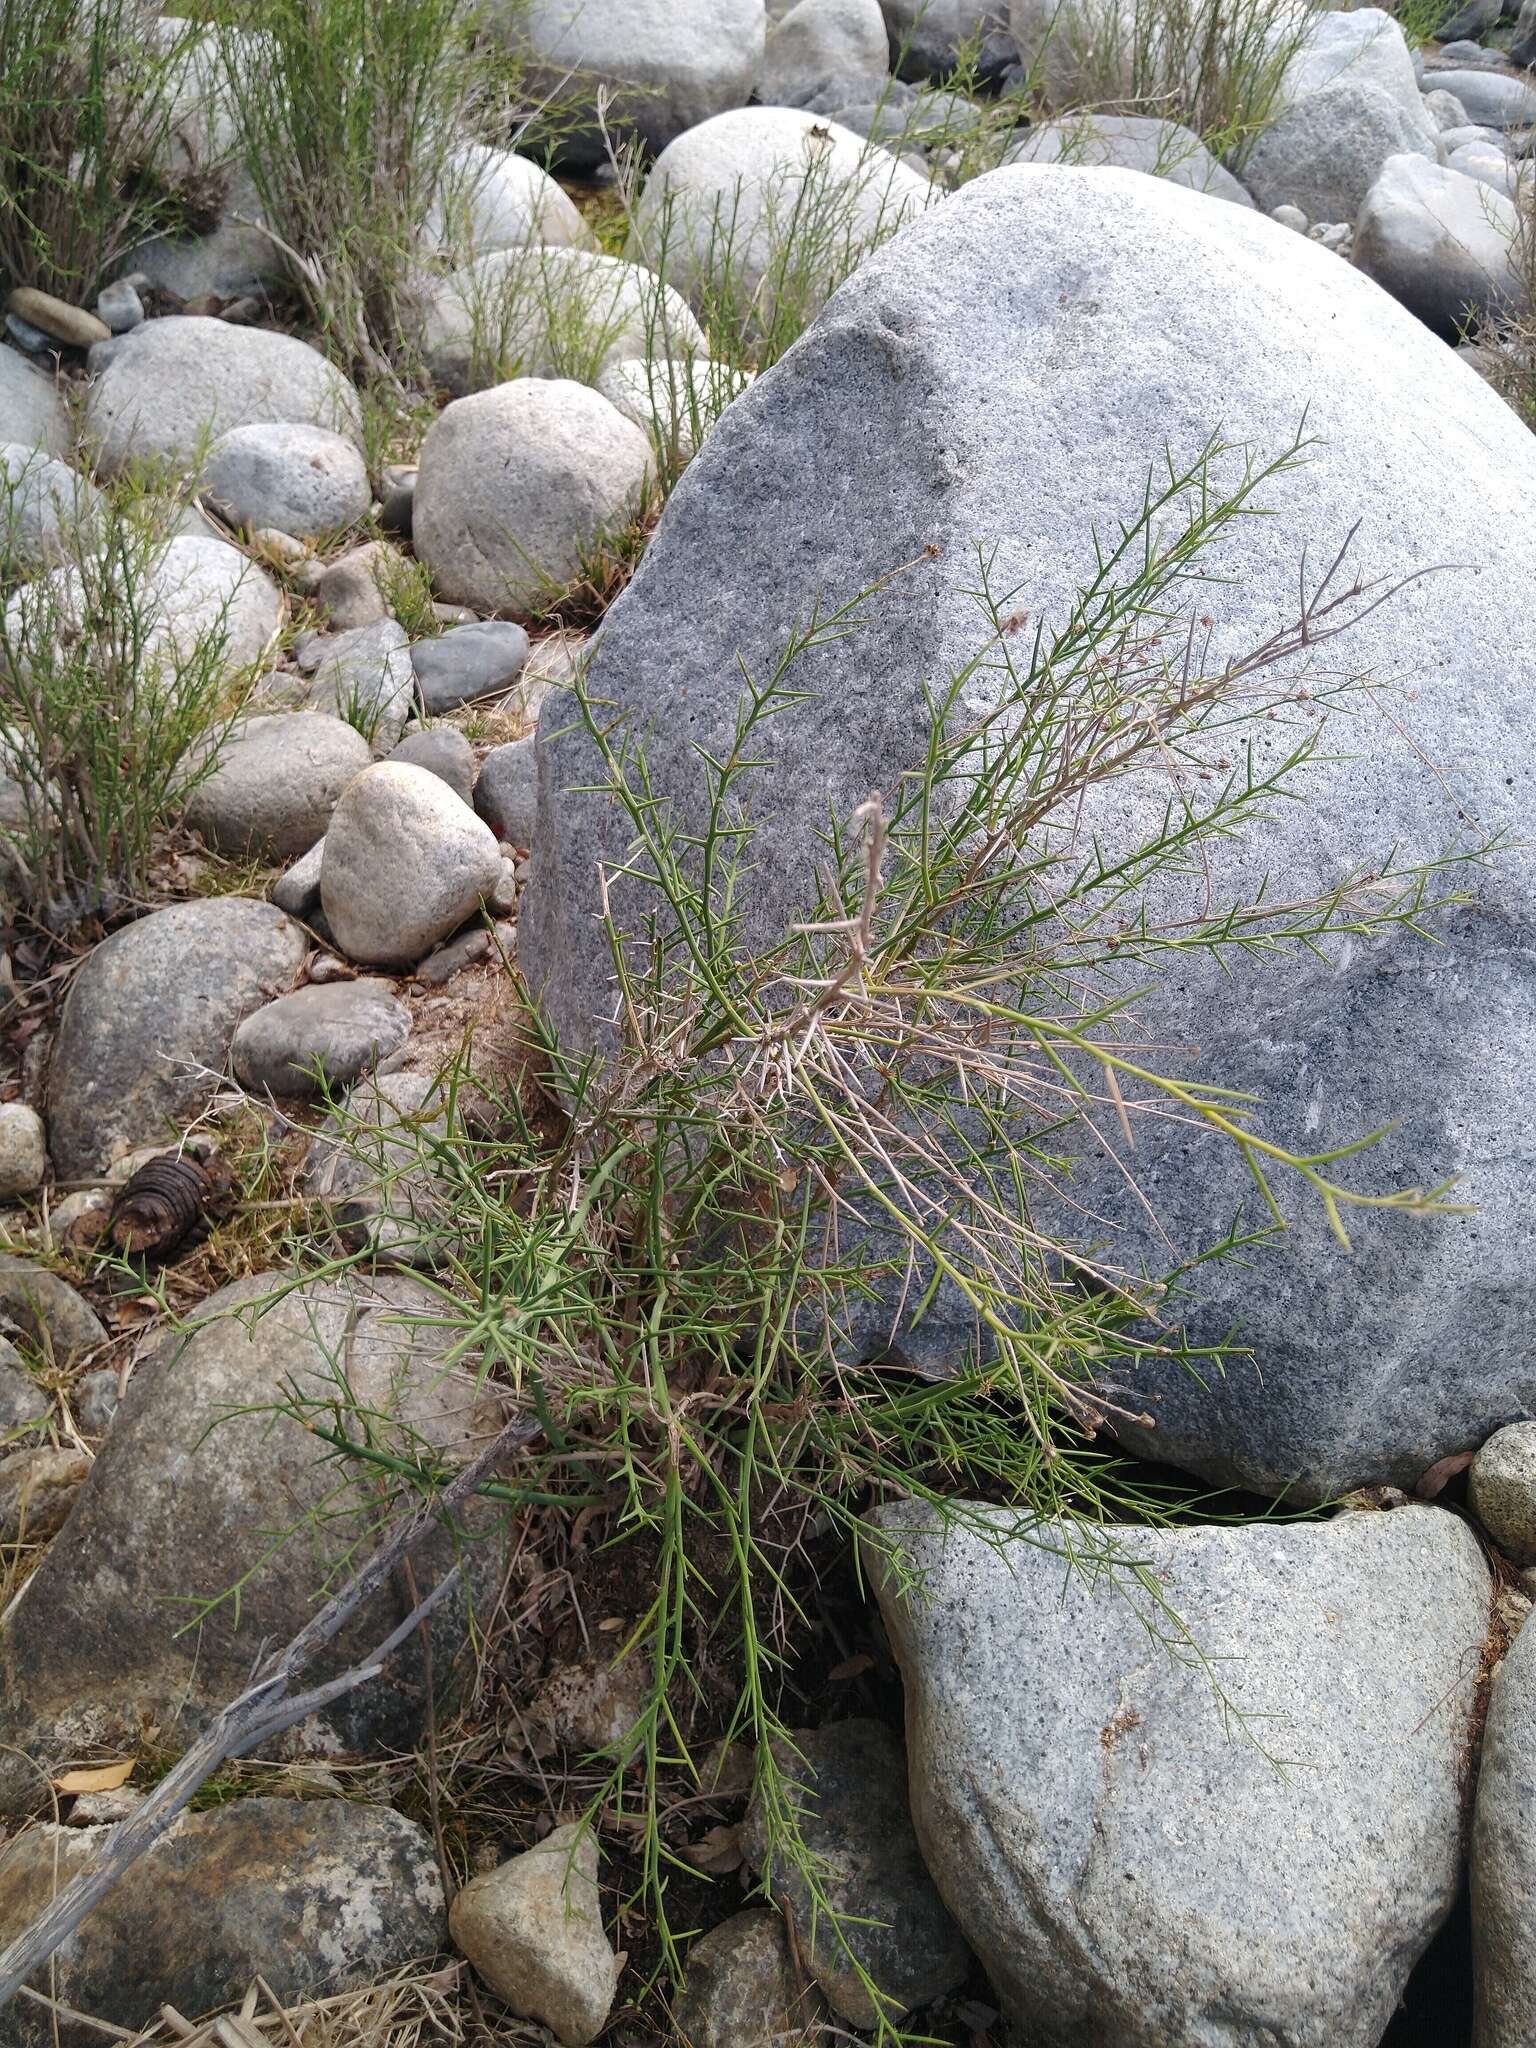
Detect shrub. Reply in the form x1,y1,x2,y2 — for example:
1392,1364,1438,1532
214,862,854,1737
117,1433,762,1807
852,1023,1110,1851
0,476,254,931
251,432,1485,2031
0,0,206,299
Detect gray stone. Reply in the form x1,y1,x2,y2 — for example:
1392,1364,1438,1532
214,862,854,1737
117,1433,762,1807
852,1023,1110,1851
4,314,50,356
1439,122,1510,151
84,317,362,480
415,926,492,984
426,140,596,260
302,1070,461,1261
186,712,371,860
0,1272,504,1809
1448,140,1519,193
0,443,100,571
48,899,306,1178
879,0,1011,76
73,1367,120,1438
759,0,889,105
741,1717,970,2025
629,108,932,330
449,1821,620,2045
0,1256,106,1365
1273,7,1428,121
202,421,371,540
1243,78,1438,221
1512,0,1536,65
232,979,411,1098
302,618,416,749
388,726,477,804
414,380,653,615
0,347,68,454
0,1349,47,1439
475,737,540,846
94,279,144,334
1472,1609,1536,2048
507,0,766,168
1470,1422,1536,1563
0,1444,88,1541
1426,68,1536,126
1004,113,1254,204
0,1799,445,2045
1354,154,1524,338
1424,85,1473,130
0,1103,46,1199
675,1910,828,2048
421,245,705,400
316,540,396,630
320,761,502,967
272,836,326,919
412,620,531,712
868,1500,1491,2047
521,164,1536,1501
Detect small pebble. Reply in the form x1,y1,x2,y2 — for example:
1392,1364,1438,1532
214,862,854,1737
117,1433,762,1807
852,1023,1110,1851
5,313,52,355
74,1367,122,1438
415,927,491,985
94,280,145,334
0,1104,47,1200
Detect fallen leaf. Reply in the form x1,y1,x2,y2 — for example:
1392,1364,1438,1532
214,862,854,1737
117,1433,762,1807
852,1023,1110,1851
54,1760,134,1794
681,1824,743,1876
827,1652,874,1683
1416,1450,1475,1500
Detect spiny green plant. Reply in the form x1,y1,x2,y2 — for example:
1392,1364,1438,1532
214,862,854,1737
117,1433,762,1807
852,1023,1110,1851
209,431,1486,2038
0,470,256,931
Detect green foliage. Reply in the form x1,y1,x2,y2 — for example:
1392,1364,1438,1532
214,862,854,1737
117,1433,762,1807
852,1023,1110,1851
224,432,1492,2035
218,0,489,371
0,470,254,930
0,0,207,298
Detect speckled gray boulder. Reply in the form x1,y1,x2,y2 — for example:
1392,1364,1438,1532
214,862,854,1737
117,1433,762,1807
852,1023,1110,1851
0,1255,105,1363
186,712,371,860
508,0,766,168
474,737,539,847
389,726,477,804
426,140,595,260
1004,113,1254,205
1470,1423,1536,1565
0,1271,504,1810
232,978,410,1098
412,620,530,712
202,421,371,540
84,317,362,479
321,762,502,966
868,1500,1491,2047
1354,155,1525,338
522,165,1536,1501
48,899,306,1177
0,348,68,455
414,380,653,614
1472,1609,1536,2048
0,1799,445,2045
741,1718,970,2025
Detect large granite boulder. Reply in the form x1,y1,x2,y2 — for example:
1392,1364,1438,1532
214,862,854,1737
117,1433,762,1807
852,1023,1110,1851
1472,1609,1536,2048
0,1271,506,1811
521,164,1536,1503
867,1500,1491,2047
